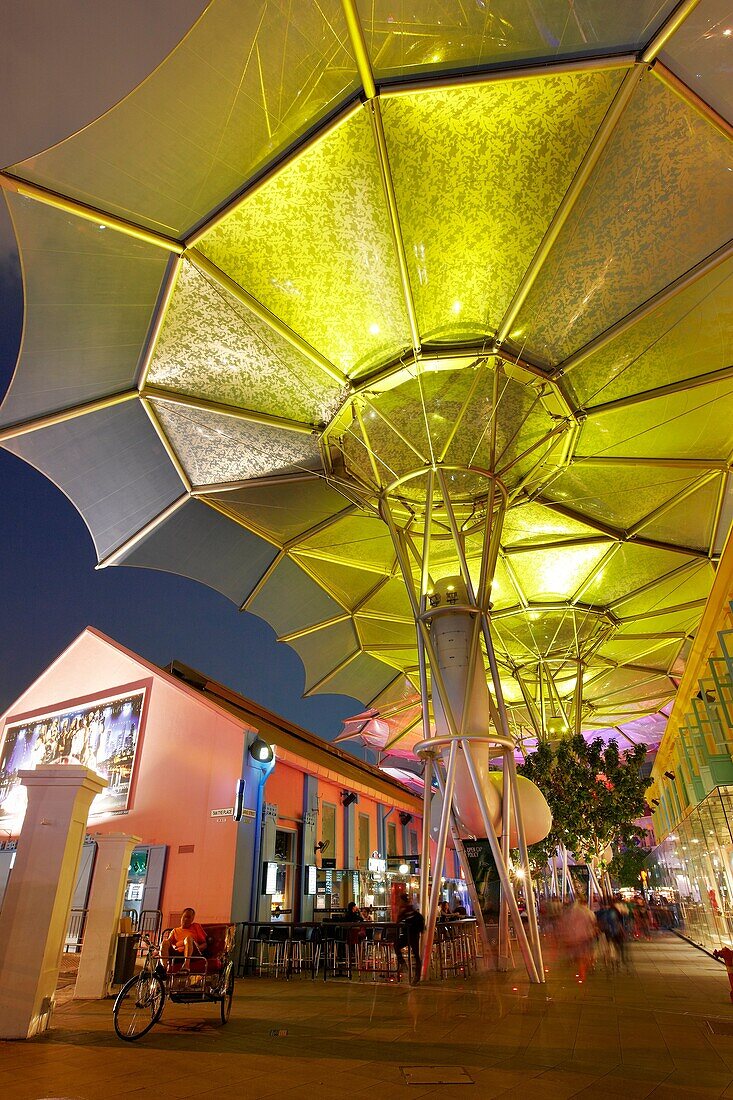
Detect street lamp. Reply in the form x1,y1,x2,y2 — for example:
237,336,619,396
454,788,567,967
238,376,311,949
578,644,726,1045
249,736,274,764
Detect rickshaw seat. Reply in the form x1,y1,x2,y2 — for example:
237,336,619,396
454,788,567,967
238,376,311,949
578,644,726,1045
166,922,235,975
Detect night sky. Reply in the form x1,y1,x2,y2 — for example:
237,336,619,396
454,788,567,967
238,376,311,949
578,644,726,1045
0,231,362,743
0,5,363,747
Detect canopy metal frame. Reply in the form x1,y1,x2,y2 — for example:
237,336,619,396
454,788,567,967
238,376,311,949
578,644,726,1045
363,457,546,982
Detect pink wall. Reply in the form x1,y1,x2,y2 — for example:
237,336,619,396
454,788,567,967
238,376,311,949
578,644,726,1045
1,627,426,928
267,760,303,823
0,629,251,925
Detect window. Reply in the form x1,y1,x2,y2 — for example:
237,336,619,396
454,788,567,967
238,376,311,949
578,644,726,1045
322,802,336,861
387,822,397,857
358,814,370,867
409,829,418,855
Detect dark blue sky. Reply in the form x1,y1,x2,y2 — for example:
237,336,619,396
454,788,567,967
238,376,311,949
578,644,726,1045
0,202,363,748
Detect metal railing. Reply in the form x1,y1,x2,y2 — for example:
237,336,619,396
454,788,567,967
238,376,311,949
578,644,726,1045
64,908,87,953
139,909,163,941
233,918,478,983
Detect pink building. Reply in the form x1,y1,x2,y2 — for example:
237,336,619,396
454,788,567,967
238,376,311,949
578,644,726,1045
0,628,425,928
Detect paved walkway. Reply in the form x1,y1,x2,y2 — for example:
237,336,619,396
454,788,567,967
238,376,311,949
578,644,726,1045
4,933,733,1099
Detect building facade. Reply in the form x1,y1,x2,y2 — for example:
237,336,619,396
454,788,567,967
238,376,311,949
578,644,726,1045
647,536,733,953
0,628,426,929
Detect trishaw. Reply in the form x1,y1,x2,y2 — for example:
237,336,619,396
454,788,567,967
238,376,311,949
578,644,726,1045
112,923,235,1041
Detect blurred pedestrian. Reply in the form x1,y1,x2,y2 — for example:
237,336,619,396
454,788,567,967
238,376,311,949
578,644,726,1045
560,899,597,982
395,892,424,984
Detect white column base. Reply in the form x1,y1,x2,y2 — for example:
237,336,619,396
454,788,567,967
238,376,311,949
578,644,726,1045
0,766,106,1038
75,833,141,999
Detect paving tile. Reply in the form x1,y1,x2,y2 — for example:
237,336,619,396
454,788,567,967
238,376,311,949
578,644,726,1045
6,933,733,1099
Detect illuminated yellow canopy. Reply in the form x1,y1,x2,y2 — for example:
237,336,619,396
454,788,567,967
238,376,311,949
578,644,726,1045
2,0,732,751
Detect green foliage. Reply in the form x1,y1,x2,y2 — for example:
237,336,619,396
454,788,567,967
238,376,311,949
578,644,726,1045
608,842,648,887
519,733,651,869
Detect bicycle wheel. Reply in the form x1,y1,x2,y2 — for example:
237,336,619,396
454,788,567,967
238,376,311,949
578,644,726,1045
219,962,234,1024
113,971,165,1041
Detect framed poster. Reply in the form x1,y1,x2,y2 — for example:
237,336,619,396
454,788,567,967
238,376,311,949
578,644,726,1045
0,687,146,833
463,840,501,918
568,863,591,904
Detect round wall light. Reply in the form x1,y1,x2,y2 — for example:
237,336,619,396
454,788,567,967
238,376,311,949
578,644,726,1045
249,736,274,764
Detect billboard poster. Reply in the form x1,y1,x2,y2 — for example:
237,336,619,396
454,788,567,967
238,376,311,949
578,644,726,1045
0,688,146,833
568,863,591,904
463,839,501,919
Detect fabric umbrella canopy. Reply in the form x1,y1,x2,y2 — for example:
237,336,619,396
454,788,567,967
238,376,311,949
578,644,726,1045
1,0,732,746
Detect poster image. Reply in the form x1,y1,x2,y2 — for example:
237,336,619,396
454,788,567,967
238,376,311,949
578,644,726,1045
0,688,145,833
568,863,591,904
463,839,501,918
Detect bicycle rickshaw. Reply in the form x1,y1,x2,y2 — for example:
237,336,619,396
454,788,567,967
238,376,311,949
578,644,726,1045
112,923,235,1041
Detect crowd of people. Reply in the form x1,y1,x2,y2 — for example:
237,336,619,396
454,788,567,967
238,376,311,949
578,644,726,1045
330,889,669,986
540,892,667,979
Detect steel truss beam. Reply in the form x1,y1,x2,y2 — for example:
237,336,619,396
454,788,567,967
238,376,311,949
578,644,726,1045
0,390,139,442
0,172,183,253
494,65,641,348
557,239,733,377
533,495,713,559
141,384,318,435
641,0,703,63
187,251,348,387
96,493,189,567
585,365,733,416
653,62,733,142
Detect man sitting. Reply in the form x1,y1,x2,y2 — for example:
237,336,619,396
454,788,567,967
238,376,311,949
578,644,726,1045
161,907,208,973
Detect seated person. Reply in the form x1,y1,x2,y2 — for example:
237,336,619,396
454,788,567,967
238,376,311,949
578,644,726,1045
438,901,456,922
161,907,208,971
343,901,363,922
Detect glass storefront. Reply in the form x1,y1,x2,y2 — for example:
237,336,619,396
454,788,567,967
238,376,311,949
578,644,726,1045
647,785,733,952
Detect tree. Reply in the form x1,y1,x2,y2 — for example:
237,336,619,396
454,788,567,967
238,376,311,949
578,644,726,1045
608,841,648,888
519,733,651,872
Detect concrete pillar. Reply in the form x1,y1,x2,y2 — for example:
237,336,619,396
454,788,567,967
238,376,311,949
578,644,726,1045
377,805,389,858
0,765,106,1039
231,750,263,924
74,833,140,999
300,776,318,923
257,802,277,921
344,799,357,871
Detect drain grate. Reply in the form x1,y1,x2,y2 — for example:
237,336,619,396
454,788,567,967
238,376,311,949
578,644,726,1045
705,1018,733,1037
402,1066,474,1085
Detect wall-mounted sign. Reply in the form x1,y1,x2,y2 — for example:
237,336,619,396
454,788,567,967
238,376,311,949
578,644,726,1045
238,807,256,822
321,857,336,869
305,865,317,895
211,807,234,818
368,856,387,873
264,861,278,894
0,687,146,833
234,778,246,820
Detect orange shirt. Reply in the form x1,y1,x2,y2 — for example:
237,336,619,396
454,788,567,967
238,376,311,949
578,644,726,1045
172,922,207,950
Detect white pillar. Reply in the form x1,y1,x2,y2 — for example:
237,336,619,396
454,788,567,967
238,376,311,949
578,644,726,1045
74,833,141,1000
0,765,106,1038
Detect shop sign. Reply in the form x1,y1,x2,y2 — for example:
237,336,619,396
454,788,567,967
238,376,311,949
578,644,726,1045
211,807,234,818
0,840,17,851
264,861,279,894
368,856,386,873
305,865,317,895
321,857,336,868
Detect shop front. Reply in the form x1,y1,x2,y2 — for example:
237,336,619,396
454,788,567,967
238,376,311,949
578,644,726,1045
646,785,733,952
0,628,424,936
